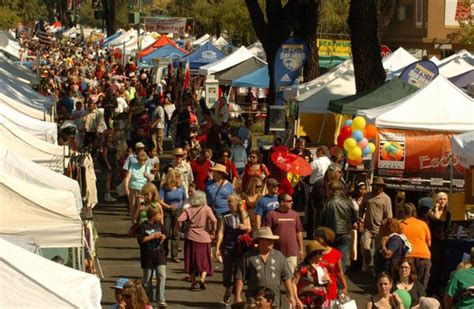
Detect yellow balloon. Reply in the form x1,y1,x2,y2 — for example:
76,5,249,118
368,142,376,153
344,138,357,151
348,147,362,160
351,116,366,131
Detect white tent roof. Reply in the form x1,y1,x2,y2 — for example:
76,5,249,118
0,102,57,144
0,116,67,173
438,55,474,78
0,93,51,121
0,53,38,84
297,69,356,114
193,33,211,46
124,33,155,54
199,46,256,75
382,47,418,73
429,56,440,65
213,36,229,49
108,29,138,47
438,49,473,66
1,235,43,255
0,39,21,59
0,239,101,308
451,131,474,168
0,146,82,212
0,70,53,110
0,171,82,248
358,76,474,132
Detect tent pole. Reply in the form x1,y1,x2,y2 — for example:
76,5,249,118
317,113,328,143
72,247,77,269
449,154,454,194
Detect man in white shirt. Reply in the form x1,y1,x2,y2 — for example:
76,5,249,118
309,146,332,185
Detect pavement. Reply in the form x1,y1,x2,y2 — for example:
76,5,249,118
94,147,377,308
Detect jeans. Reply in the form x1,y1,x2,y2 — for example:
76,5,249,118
408,257,431,291
361,229,380,270
164,209,180,259
143,265,166,303
222,252,239,288
334,234,351,272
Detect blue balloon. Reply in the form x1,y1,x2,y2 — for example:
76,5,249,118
352,130,364,142
363,145,371,157
344,119,353,126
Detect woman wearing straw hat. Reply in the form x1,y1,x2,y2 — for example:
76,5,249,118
205,163,235,218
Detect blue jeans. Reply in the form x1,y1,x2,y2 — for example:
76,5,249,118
334,234,351,273
143,265,166,303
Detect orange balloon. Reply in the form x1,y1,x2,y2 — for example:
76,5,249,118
365,124,377,139
348,157,363,166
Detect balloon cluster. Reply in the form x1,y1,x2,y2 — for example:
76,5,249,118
336,116,377,166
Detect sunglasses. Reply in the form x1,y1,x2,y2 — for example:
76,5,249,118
284,199,293,203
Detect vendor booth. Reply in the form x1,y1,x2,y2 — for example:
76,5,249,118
199,46,255,75
0,239,101,308
179,41,225,70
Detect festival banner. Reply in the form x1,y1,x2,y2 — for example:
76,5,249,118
274,37,308,105
376,129,465,192
399,60,439,89
144,17,187,34
317,39,352,57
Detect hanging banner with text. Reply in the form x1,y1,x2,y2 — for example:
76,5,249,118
274,37,308,105
399,60,439,89
376,129,465,192
144,17,187,34
317,39,352,57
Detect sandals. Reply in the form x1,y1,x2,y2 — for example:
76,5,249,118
223,291,232,304
199,278,206,290
190,283,200,291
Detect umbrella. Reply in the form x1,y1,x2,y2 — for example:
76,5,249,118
270,151,312,176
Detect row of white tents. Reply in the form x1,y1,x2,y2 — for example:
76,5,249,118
0,40,101,307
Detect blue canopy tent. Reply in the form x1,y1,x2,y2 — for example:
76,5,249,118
231,66,269,88
102,31,123,46
179,41,225,70
140,44,187,65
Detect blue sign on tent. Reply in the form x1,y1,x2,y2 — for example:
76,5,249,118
141,44,187,65
399,60,439,89
232,66,269,88
180,41,225,70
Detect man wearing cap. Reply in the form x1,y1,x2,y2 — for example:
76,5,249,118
255,178,280,228
360,177,393,273
172,148,193,192
444,247,474,309
206,163,234,217
234,227,297,308
263,193,304,273
122,142,149,171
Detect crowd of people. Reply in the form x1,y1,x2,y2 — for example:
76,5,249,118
15,27,474,309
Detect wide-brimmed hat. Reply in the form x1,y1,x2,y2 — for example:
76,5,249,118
253,226,279,240
372,177,386,186
174,148,185,156
210,163,228,175
305,240,326,256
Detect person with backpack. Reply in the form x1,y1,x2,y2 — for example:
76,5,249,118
374,218,411,275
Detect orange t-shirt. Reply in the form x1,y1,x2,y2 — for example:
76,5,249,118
400,217,431,259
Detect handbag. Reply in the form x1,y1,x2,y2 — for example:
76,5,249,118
179,206,204,233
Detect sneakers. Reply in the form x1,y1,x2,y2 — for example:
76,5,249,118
104,193,117,202
158,302,168,308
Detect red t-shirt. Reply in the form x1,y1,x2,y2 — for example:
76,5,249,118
321,248,343,300
190,159,212,191
262,209,303,257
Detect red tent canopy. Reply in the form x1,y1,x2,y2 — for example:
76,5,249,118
138,35,187,58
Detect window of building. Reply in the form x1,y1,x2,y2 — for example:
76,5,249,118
397,5,413,22
415,0,424,28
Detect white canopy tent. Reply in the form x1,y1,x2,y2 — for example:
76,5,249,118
0,239,101,308
358,76,474,132
451,131,474,168
0,93,51,121
382,47,418,73
0,39,21,59
0,116,67,173
193,33,211,46
0,102,57,144
199,46,256,75
0,53,37,84
429,56,441,65
213,36,229,49
108,29,138,47
437,49,473,66
0,146,82,212
124,33,156,55
0,172,82,248
438,55,474,78
1,235,43,255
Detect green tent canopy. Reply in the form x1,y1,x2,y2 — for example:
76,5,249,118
328,78,419,115
319,55,349,69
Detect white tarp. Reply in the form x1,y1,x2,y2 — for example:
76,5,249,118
382,47,418,73
438,55,474,78
429,56,440,65
0,93,51,121
0,116,67,173
0,235,43,255
0,53,38,84
0,39,21,59
0,172,82,248
124,33,155,54
107,29,138,47
0,70,53,110
199,46,256,75
0,146,82,212
193,33,211,46
213,36,229,49
451,131,474,168
0,239,101,308
437,49,473,66
358,76,474,132
0,102,57,144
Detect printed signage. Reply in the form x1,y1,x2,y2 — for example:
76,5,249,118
144,17,187,34
399,60,439,89
376,129,465,192
380,45,392,58
317,39,352,57
274,37,308,105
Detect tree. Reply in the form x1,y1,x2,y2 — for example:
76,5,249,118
245,0,320,106
377,0,398,43
348,0,386,93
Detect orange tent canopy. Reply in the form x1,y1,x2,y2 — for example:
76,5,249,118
138,35,187,58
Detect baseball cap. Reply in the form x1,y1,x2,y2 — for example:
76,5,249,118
111,278,129,289
135,142,146,149
266,178,279,187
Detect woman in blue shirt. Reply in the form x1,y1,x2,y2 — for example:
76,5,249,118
206,163,235,217
160,169,187,262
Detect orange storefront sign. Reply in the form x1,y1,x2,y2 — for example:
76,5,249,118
376,129,465,192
